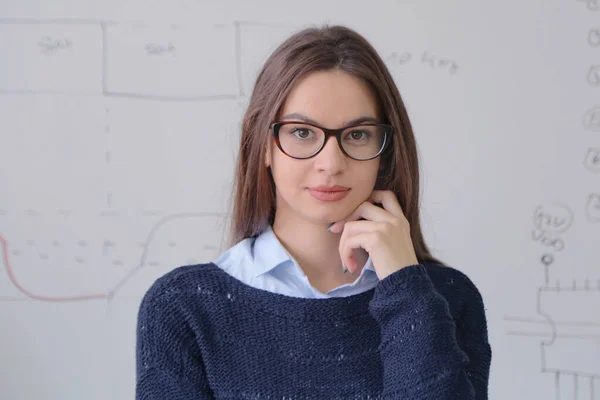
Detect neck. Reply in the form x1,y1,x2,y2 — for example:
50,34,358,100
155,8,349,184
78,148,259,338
272,208,368,288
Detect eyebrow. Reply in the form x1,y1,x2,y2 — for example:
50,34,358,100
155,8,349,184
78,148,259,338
280,113,379,127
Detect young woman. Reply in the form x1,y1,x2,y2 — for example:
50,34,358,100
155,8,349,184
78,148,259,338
136,25,492,399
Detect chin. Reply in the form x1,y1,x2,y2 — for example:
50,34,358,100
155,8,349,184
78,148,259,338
302,203,353,223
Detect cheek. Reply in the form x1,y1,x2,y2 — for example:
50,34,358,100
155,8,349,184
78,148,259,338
350,164,380,197
271,155,303,191
354,161,380,183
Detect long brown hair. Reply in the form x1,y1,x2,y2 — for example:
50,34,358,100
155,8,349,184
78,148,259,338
227,24,445,266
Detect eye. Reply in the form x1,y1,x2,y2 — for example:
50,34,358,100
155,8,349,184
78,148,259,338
347,130,370,141
291,128,313,139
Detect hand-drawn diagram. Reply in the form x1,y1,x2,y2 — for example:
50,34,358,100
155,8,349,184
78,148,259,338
0,19,250,307
0,212,226,303
506,203,599,400
504,4,600,396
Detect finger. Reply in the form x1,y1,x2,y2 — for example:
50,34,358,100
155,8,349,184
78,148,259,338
338,219,384,237
328,202,389,233
338,220,383,272
337,220,367,273
339,232,375,274
369,190,406,219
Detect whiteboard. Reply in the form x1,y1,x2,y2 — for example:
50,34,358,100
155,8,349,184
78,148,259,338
0,1,598,399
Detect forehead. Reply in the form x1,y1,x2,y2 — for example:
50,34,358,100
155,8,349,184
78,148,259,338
279,69,379,128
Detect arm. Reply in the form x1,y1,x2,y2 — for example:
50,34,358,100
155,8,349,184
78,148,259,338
136,286,214,400
368,264,492,399
454,271,493,397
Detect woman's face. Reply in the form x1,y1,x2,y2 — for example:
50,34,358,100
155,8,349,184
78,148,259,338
265,69,382,226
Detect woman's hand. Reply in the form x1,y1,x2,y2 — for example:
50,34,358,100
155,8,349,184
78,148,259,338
328,190,419,280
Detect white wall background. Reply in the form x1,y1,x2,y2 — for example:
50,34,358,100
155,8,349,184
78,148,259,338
0,1,598,399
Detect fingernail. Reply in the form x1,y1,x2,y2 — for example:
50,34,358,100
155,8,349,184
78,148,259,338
326,222,335,232
342,266,348,274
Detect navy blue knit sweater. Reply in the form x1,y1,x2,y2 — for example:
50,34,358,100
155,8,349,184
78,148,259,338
136,262,492,399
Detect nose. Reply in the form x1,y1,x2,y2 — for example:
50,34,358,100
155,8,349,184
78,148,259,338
313,136,347,174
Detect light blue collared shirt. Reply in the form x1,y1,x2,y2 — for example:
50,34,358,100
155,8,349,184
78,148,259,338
213,225,379,298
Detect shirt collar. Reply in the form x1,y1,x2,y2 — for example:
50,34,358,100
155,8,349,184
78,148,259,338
252,225,294,277
251,225,377,278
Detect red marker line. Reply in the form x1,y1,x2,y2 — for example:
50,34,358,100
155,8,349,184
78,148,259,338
0,233,108,302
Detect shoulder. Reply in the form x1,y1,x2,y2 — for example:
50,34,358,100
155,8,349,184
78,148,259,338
138,262,231,311
421,263,488,319
422,263,484,295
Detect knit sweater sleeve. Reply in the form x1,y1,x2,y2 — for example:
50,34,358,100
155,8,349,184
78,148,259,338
368,264,492,399
135,283,213,399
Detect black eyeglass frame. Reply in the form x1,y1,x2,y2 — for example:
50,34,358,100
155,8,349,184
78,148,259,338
269,121,393,161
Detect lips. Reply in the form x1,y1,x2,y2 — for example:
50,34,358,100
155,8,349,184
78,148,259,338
307,185,350,202
308,185,349,192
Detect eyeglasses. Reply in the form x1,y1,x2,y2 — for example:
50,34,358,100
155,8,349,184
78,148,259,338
270,121,392,161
